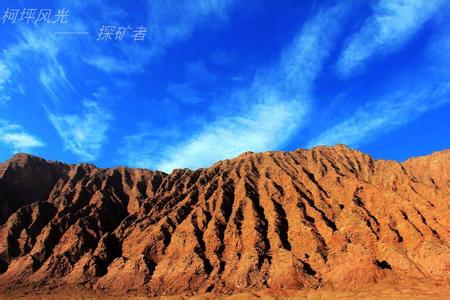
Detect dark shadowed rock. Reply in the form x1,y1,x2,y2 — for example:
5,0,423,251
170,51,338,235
0,154,69,225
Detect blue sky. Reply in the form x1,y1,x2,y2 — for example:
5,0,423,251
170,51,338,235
0,0,449,172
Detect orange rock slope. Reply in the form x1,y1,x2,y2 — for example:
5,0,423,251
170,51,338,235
0,145,448,297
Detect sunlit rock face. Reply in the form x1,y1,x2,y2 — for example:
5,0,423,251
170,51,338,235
0,146,448,296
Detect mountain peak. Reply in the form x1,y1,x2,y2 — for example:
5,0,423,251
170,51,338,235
7,152,45,165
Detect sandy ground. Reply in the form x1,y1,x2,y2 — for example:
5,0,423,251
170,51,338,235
1,284,449,300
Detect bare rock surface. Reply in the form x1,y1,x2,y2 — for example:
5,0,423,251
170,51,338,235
0,145,448,297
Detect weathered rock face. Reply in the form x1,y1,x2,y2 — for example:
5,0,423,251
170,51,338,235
0,154,69,225
0,145,448,296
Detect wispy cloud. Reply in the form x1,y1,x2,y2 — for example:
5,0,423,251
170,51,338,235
0,61,12,105
47,100,113,161
0,12,115,161
84,0,237,75
148,0,235,54
39,62,74,102
0,61,12,99
122,3,351,172
156,97,307,172
0,120,45,152
0,25,75,104
307,85,450,148
119,124,182,170
83,56,141,75
0,45,21,105
310,13,450,148
337,0,444,77
166,61,217,104
0,95,11,105
120,96,305,172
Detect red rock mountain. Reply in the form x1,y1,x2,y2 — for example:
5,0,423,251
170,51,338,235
0,145,448,297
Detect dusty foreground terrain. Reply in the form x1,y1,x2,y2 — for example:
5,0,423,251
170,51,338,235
0,283,449,299
0,145,449,298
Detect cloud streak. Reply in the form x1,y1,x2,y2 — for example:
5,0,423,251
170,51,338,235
310,23,450,148
148,0,235,54
0,12,115,161
0,120,45,152
0,25,76,105
84,0,237,74
337,0,444,77
0,61,12,104
48,100,113,161
122,3,351,172
166,61,217,104
307,85,450,148
156,96,307,172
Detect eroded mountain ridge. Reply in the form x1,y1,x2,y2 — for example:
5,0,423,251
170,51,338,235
0,145,448,296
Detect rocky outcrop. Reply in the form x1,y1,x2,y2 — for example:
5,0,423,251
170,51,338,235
0,145,448,296
0,154,69,224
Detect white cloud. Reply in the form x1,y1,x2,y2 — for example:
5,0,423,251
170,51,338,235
0,120,45,152
0,59,14,104
0,61,12,90
119,124,182,170
310,17,450,148
166,61,217,104
0,8,117,161
83,56,144,75
39,62,74,102
0,19,115,161
337,0,444,77
156,97,307,172
47,100,113,161
307,83,450,148
0,95,11,105
0,61,11,103
148,0,235,54
0,26,75,104
122,3,351,172
121,96,306,173
84,0,237,74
